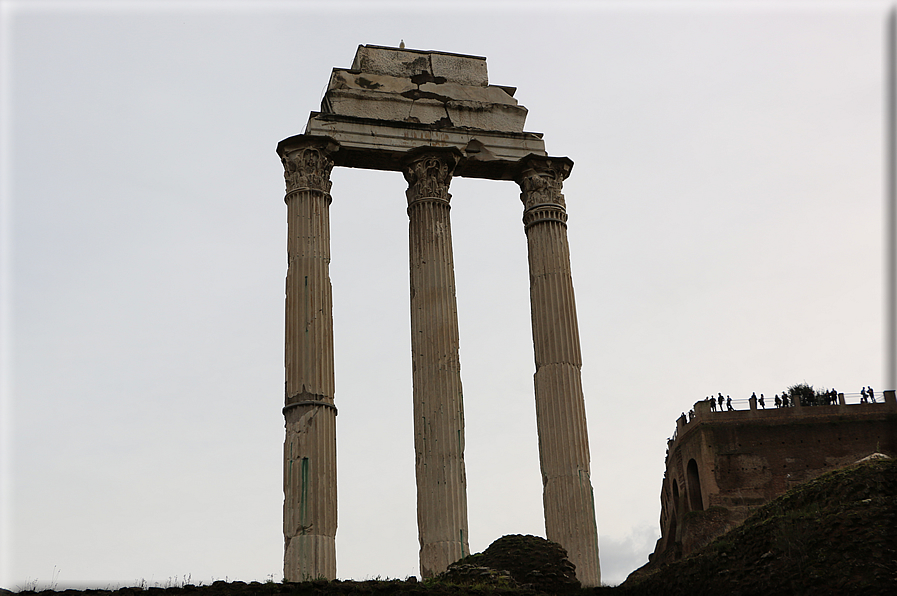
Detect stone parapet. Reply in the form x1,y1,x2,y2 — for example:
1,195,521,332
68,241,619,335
683,393,897,433
668,395,897,471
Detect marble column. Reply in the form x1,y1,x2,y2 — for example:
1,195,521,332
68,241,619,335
403,147,470,578
515,156,601,587
277,135,339,581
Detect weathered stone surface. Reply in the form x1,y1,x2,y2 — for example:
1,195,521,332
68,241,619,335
325,70,517,109
328,68,417,95
429,50,489,87
324,90,415,123
404,148,470,578
302,117,546,179
351,45,488,86
278,136,339,581
320,65,527,131
283,406,337,580
515,158,601,588
418,81,517,105
304,45,541,178
406,97,450,125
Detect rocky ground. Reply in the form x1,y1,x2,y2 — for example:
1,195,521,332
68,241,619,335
6,457,895,596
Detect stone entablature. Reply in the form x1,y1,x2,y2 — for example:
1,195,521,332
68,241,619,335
331,45,525,132
649,390,896,567
323,67,527,132
304,44,546,180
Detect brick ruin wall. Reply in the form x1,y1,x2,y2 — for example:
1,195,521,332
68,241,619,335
650,392,897,565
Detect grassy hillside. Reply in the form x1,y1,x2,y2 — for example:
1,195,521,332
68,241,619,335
619,456,897,595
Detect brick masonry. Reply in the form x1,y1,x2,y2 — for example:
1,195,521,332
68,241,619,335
651,390,897,564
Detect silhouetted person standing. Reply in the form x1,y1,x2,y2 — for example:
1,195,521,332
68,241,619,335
726,396,733,411
759,394,765,409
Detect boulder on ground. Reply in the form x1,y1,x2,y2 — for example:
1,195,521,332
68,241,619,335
441,534,580,594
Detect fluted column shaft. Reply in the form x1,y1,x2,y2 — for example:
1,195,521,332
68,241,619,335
278,136,339,581
403,148,470,578
516,157,601,587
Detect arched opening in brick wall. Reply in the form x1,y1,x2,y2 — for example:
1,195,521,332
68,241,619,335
687,458,704,511
670,479,680,541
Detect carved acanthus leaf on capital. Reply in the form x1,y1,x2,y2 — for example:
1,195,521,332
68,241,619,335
279,142,336,195
515,156,572,211
402,150,460,205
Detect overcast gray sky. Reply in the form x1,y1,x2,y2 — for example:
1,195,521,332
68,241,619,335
2,0,894,589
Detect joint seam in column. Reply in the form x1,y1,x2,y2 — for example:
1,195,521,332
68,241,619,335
285,188,333,202
524,218,568,231
283,401,339,415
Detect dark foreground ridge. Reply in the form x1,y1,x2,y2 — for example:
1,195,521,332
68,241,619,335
619,456,897,595
6,458,895,596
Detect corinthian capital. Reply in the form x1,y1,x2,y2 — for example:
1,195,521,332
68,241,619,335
402,147,462,206
514,156,573,211
277,135,340,195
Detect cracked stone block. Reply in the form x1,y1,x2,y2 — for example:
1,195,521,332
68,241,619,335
445,101,528,132
407,98,449,125
417,81,517,105
351,45,488,86
430,51,488,86
328,69,416,95
324,90,415,121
